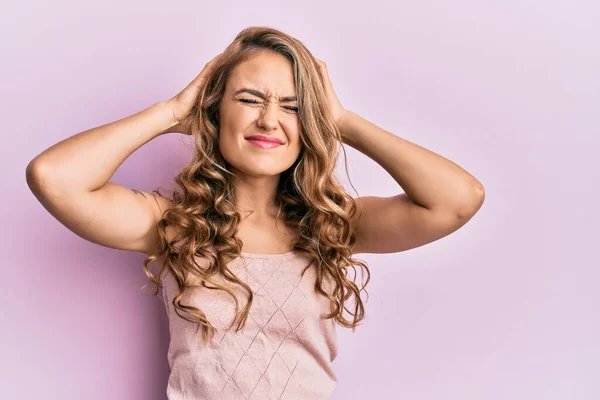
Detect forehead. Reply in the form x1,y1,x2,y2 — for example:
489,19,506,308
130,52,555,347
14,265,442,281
227,51,296,96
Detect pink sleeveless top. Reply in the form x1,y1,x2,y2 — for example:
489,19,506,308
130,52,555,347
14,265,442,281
159,250,339,400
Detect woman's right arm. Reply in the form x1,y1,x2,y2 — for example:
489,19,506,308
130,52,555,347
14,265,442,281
25,101,179,256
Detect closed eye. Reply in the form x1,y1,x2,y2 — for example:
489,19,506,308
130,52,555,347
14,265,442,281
237,98,298,112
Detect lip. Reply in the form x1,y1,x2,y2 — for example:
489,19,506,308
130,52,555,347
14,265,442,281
244,135,284,144
245,135,284,149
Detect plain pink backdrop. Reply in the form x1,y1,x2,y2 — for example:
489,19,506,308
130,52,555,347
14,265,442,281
4,0,599,399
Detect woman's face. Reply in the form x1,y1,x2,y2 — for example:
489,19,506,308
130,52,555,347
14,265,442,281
218,50,302,178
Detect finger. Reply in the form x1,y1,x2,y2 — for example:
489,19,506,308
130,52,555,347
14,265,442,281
190,53,223,83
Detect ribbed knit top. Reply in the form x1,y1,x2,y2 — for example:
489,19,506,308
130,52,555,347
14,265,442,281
159,250,339,400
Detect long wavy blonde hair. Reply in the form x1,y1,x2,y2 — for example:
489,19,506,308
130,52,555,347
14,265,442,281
142,26,371,344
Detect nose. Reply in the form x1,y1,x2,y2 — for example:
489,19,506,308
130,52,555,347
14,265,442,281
256,102,278,131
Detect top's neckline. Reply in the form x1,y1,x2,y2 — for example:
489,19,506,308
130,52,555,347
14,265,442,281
240,250,295,258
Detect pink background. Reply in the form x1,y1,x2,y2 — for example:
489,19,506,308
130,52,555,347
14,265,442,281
4,0,599,398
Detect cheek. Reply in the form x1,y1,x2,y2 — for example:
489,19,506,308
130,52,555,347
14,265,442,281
284,129,303,163
217,128,240,159
282,118,301,139
218,113,252,150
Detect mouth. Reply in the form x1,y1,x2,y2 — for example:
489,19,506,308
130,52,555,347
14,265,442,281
245,135,284,149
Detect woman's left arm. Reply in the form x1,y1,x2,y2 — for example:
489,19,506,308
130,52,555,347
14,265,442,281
339,110,485,216
340,110,484,255
316,59,485,254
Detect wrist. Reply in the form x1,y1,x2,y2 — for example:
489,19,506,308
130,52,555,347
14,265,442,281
160,101,180,127
155,101,180,135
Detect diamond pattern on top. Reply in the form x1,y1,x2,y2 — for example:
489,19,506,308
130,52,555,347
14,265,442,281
206,254,320,399
262,309,293,348
250,376,279,400
263,270,297,308
232,352,263,398
246,330,276,373
248,287,279,329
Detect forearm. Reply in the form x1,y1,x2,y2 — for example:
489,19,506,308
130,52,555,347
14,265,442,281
27,101,178,193
339,110,484,215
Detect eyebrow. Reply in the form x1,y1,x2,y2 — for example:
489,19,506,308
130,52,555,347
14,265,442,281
234,88,297,102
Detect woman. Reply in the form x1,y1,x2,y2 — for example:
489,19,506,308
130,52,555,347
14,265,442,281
26,26,484,399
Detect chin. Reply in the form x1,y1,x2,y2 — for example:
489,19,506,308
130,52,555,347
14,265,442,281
227,161,282,177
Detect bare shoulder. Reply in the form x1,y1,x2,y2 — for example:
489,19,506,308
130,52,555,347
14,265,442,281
148,190,175,218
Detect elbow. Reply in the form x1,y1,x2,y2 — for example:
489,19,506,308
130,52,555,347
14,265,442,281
26,160,41,189
26,160,53,195
455,182,485,220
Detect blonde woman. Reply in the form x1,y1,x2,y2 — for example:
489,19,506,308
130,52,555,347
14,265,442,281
26,26,484,400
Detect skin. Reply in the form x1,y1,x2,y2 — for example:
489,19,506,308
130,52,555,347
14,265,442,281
25,47,485,258
218,50,302,223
